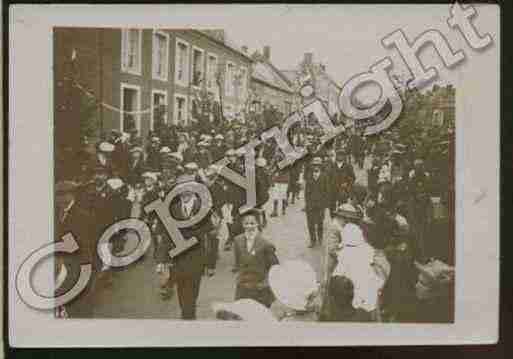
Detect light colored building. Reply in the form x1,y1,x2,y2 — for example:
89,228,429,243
248,46,294,117
281,52,341,116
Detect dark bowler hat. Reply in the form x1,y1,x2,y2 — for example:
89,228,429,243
335,149,346,157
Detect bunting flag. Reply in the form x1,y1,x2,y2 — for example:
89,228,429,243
65,77,153,115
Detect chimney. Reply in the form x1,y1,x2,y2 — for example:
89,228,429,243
263,46,271,61
304,52,313,65
241,45,248,54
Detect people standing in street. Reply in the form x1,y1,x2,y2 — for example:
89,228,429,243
233,209,279,308
304,157,328,248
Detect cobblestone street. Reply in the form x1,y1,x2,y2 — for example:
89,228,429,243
91,158,370,320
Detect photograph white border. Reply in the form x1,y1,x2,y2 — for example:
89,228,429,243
8,4,500,347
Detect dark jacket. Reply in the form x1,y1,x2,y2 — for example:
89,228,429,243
327,161,356,194
304,174,328,210
233,233,279,289
126,157,145,186
155,195,216,277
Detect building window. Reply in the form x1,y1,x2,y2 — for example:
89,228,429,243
120,83,141,134
207,53,218,90
151,90,167,131
121,29,142,75
192,47,204,88
239,67,247,100
225,62,235,97
175,38,189,86
152,31,169,81
174,95,188,125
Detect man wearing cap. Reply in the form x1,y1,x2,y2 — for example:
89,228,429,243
54,181,96,318
111,131,130,181
407,158,433,262
326,150,355,216
348,129,365,169
212,134,227,162
126,147,145,188
84,166,118,285
196,141,213,169
145,137,161,172
304,157,328,248
155,174,220,319
93,141,115,176
223,149,246,252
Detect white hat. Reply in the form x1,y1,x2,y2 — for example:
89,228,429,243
98,142,115,152
256,157,267,167
215,134,224,140
212,299,277,323
142,172,158,182
184,162,199,170
269,260,318,311
130,146,143,153
106,178,124,190
159,146,171,154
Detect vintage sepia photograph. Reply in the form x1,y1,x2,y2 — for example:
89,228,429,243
9,3,500,347
53,26,455,323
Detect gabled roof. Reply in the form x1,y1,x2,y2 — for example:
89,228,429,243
279,70,299,87
280,65,341,90
195,30,253,63
252,60,294,94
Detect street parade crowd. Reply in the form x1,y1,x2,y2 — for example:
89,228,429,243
55,107,456,323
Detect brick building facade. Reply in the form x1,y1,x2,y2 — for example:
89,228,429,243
54,28,253,149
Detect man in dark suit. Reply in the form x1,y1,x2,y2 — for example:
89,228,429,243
154,174,219,320
327,150,356,216
304,157,328,248
54,181,96,318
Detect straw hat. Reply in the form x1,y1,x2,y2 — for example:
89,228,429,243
256,157,267,167
212,299,278,322
269,260,318,311
130,146,143,154
142,172,158,182
334,203,363,220
98,142,115,153
106,178,124,191
184,162,199,171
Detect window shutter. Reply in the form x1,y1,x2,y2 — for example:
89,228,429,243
121,29,127,70
152,33,157,78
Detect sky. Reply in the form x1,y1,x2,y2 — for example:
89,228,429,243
200,4,479,93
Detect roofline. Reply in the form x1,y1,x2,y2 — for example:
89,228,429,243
192,30,254,63
251,75,294,95
266,61,295,87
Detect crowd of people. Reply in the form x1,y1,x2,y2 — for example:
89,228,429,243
55,107,455,323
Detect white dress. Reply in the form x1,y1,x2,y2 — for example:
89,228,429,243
332,223,387,312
